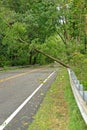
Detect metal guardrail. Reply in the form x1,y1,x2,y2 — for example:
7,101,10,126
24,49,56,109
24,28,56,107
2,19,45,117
68,68,87,125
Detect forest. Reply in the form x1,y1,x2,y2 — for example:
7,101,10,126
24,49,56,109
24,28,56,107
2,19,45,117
0,0,87,65
0,0,87,85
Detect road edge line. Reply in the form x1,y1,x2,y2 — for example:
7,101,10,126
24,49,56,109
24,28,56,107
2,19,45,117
0,71,55,130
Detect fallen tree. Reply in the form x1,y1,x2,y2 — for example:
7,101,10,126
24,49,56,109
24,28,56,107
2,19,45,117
34,48,70,68
17,37,70,68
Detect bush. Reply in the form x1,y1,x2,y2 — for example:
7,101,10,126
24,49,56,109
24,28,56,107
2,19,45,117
0,56,11,67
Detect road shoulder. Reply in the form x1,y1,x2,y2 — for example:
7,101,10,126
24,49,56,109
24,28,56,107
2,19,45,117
28,68,69,130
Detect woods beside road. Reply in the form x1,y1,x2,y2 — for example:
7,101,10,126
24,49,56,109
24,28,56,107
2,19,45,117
0,0,87,68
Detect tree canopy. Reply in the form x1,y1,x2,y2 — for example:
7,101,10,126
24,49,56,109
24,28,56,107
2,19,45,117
0,0,87,67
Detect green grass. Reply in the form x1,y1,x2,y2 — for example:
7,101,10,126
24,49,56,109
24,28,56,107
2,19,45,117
28,67,87,130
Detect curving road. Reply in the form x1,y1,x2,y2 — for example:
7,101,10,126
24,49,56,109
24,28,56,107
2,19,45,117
0,67,57,130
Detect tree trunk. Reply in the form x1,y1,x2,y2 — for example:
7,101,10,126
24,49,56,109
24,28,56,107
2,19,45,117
34,48,70,68
29,51,33,65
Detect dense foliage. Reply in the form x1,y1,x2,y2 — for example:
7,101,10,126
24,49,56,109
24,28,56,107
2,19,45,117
0,0,87,67
0,0,58,66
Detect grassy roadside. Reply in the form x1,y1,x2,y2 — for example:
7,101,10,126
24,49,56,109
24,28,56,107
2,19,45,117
28,67,87,130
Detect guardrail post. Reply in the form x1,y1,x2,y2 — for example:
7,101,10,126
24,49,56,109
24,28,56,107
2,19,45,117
76,80,80,90
83,91,87,104
79,84,83,91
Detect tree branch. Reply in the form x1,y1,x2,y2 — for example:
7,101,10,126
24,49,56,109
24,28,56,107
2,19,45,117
34,48,70,68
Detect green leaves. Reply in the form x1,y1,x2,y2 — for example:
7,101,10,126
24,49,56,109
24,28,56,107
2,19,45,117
1,0,86,67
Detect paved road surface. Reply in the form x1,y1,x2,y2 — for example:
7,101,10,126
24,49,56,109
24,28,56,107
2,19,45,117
0,67,57,130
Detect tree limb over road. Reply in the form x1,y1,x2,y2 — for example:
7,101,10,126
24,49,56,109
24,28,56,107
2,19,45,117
35,48,70,68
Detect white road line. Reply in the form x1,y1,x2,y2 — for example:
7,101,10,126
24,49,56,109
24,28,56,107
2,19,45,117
0,71,55,130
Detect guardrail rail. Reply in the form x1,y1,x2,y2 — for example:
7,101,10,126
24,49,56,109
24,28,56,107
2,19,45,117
68,68,87,125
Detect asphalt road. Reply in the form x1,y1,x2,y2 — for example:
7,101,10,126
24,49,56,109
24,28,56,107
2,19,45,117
0,67,57,130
